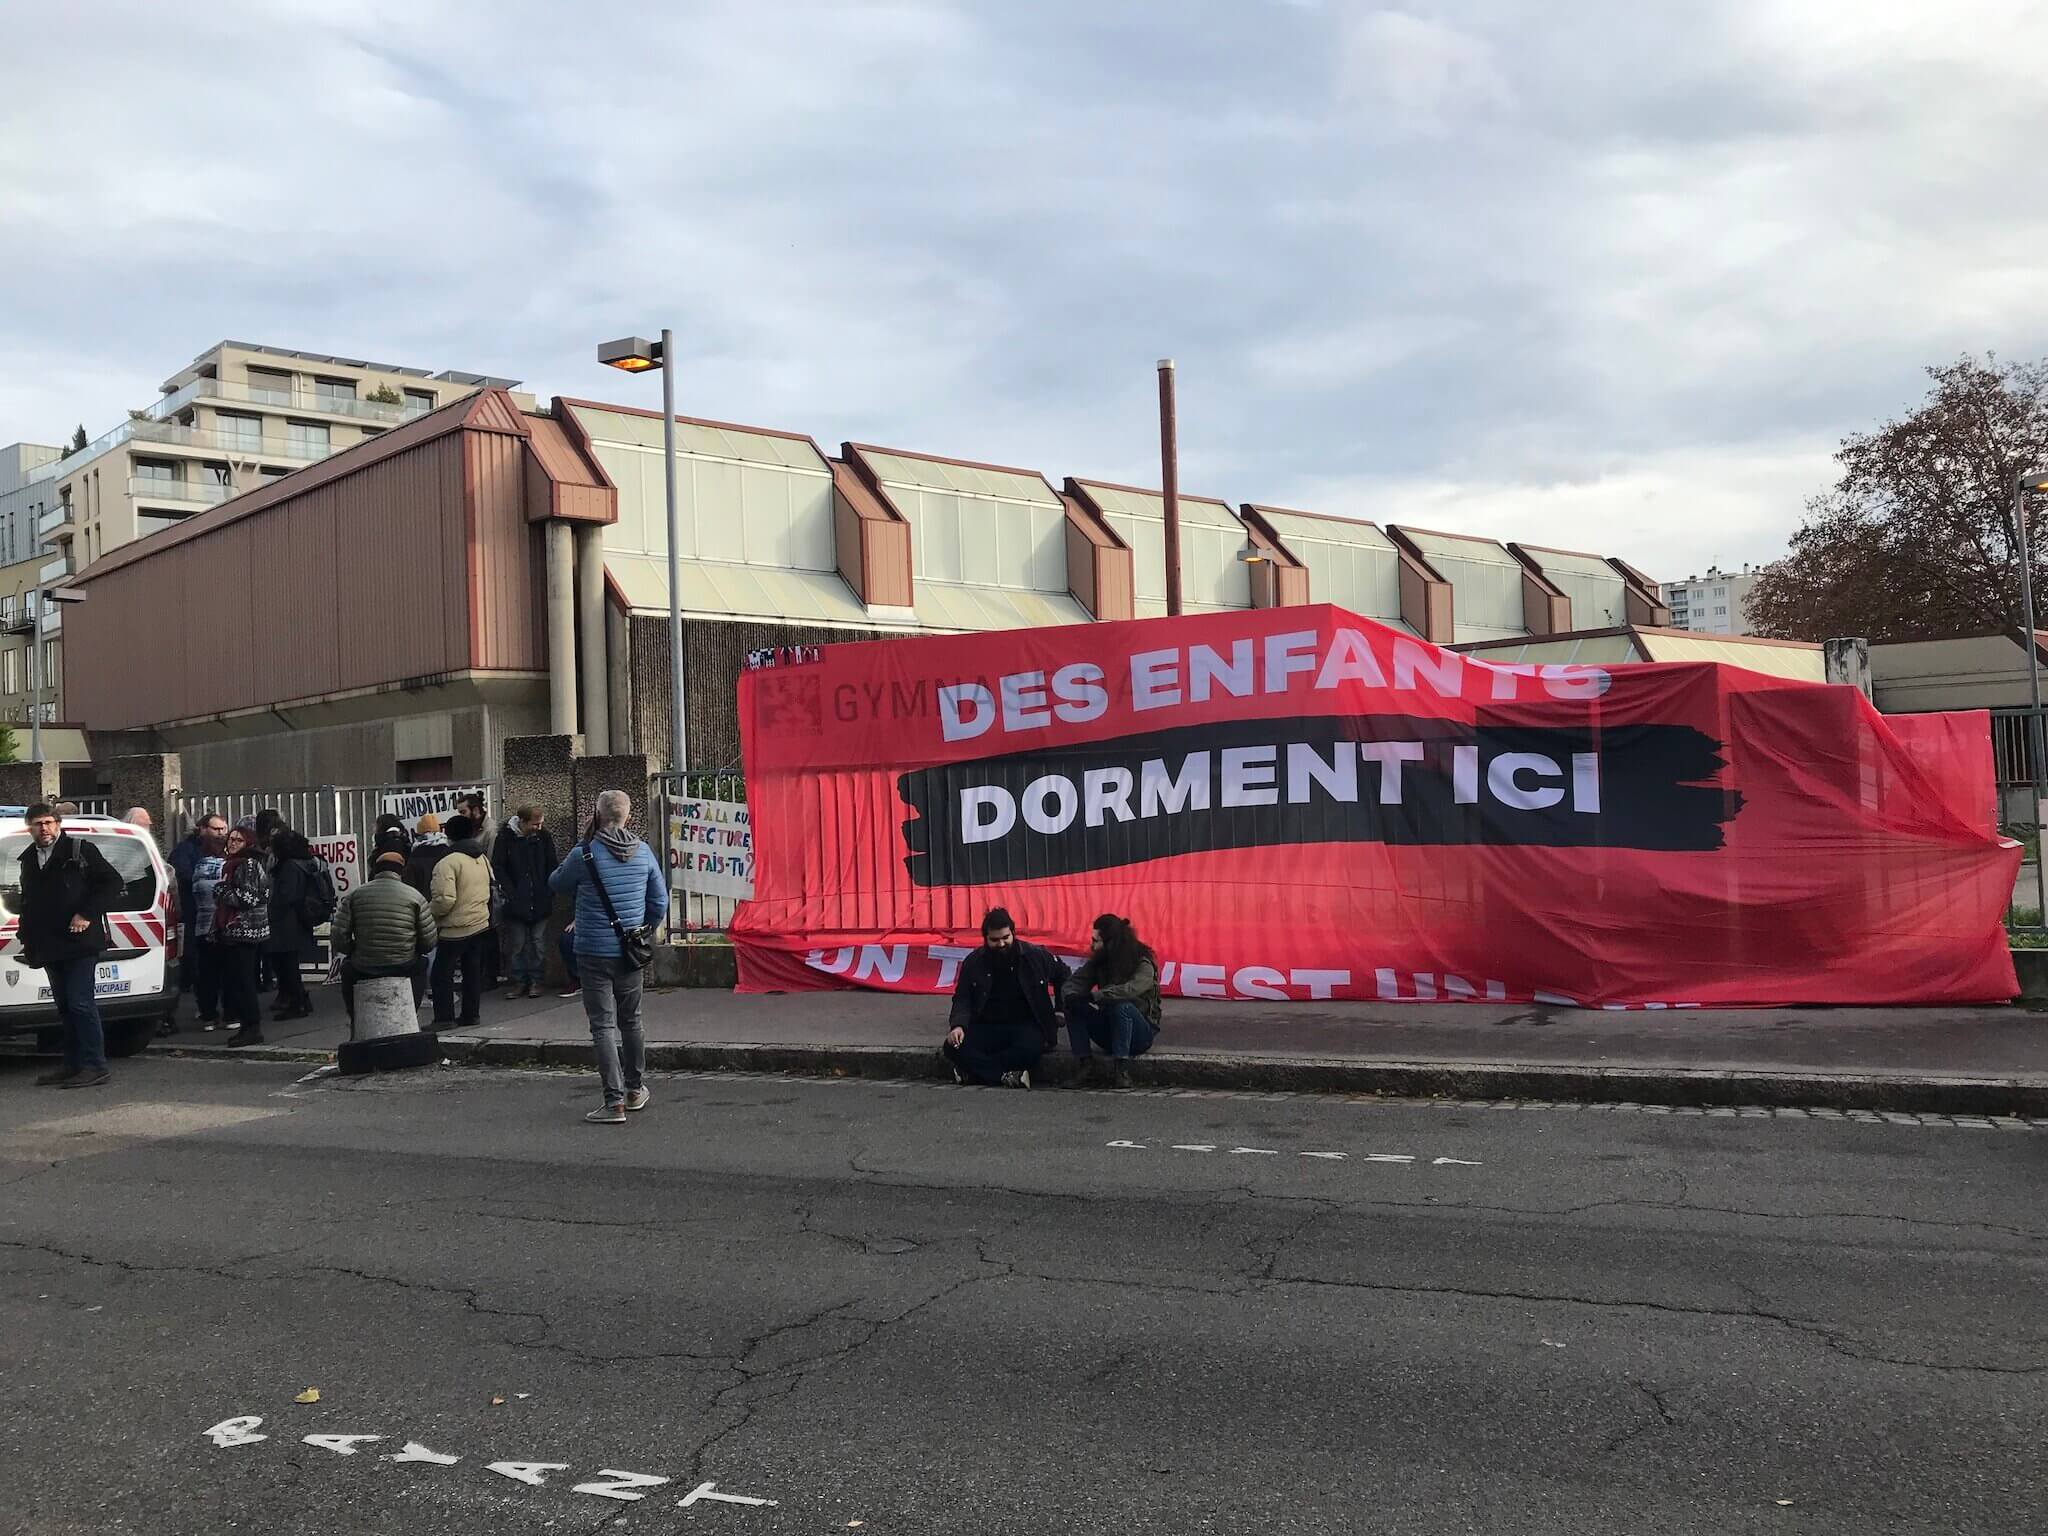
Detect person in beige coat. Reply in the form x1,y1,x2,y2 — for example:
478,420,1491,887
428,814,494,1025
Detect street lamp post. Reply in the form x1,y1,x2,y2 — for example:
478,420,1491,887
2015,467,2048,920
18,584,86,768
598,331,686,776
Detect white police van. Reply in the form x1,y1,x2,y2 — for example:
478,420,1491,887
0,812,180,1057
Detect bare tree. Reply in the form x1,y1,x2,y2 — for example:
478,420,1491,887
1748,355,2048,642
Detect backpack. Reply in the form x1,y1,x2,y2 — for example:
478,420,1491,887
300,858,339,928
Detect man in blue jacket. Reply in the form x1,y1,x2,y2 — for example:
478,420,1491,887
549,789,668,1125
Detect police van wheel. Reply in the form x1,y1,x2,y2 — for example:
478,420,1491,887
105,1020,156,1058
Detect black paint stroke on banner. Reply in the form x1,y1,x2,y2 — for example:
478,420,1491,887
898,715,1735,888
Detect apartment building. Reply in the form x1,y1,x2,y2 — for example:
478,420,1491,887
1659,564,1760,635
39,341,530,575
0,441,63,569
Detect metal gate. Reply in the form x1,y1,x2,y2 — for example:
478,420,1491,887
170,780,500,863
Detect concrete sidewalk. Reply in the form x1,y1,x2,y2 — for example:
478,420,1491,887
142,977,2048,1115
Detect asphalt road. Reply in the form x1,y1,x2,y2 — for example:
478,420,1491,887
1,1054,2042,1535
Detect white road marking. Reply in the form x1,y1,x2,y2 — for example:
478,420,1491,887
1106,1139,1147,1149
1230,1147,1280,1155
1300,1151,1347,1160
573,1469,670,1502
1433,1157,1485,1166
681,1480,779,1508
488,1460,571,1486
203,1417,266,1447
1171,1144,1217,1152
387,1442,461,1465
1362,1154,1415,1163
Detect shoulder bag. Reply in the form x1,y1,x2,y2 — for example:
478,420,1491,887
582,842,656,972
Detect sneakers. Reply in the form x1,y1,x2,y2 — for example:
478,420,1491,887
523,981,542,999
60,1069,111,1089
624,1086,650,1112
503,986,525,1001
558,985,581,998
584,1104,627,1125
35,1067,80,1087
1000,1068,1033,1090
1109,1060,1134,1090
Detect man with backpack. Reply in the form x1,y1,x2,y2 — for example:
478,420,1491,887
265,827,333,1022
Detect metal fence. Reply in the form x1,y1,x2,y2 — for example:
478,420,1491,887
169,780,499,854
652,766,749,938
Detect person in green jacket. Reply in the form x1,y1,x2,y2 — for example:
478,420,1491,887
1059,913,1162,1088
331,851,437,1019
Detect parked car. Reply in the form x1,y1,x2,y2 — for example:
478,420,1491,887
0,812,180,1058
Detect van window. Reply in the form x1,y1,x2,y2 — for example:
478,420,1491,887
0,831,160,914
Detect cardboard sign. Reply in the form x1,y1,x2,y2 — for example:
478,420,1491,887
306,833,361,896
667,799,754,900
380,786,487,834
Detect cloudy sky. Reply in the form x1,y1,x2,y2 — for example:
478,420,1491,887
4,0,2046,580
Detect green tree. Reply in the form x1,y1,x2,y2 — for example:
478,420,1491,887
0,725,18,766
366,383,403,405
66,424,87,455
1748,355,2048,642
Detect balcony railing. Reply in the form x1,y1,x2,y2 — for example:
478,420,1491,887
130,419,331,461
129,476,233,506
148,376,432,425
36,505,74,539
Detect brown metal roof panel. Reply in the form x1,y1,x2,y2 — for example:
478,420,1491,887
468,432,545,673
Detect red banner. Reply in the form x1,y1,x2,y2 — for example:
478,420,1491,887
730,606,2019,1007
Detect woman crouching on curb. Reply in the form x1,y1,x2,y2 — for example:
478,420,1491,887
1061,913,1162,1089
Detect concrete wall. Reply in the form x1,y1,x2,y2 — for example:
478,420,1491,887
167,693,549,789
1871,635,2034,714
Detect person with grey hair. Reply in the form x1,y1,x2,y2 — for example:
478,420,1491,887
549,789,667,1124
123,807,153,830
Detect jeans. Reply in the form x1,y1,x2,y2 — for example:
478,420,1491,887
189,936,223,1020
342,957,428,1018
559,928,579,986
1065,995,1156,1060
432,932,486,1024
943,1021,1043,1085
46,955,107,1073
580,952,645,1106
220,942,262,1033
501,918,547,985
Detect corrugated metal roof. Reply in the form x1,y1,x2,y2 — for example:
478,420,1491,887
861,451,1059,506
1638,631,1827,681
1077,481,1241,529
607,551,873,627
1256,509,1413,632
572,405,829,472
1457,633,1647,665
916,582,1092,632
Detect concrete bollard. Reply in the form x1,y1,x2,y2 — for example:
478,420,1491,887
336,975,439,1076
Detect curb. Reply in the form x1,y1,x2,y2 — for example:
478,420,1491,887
152,1035,2048,1116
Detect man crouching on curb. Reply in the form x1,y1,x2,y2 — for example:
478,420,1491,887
942,907,1069,1089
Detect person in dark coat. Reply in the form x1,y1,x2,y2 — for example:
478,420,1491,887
212,823,272,1046
18,804,124,1088
943,907,1070,1089
491,804,558,999
404,813,451,900
264,828,324,1021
